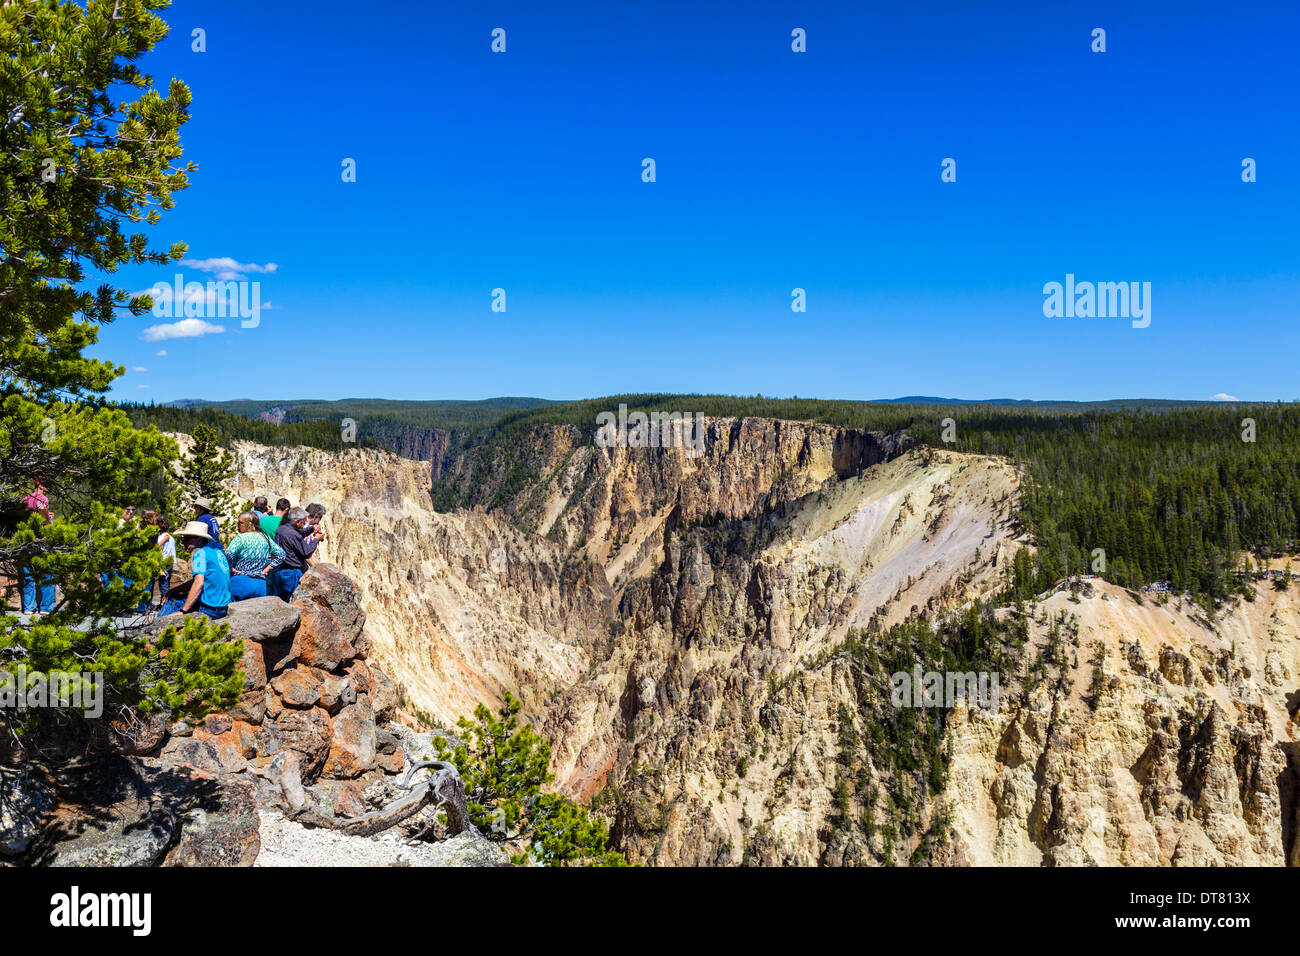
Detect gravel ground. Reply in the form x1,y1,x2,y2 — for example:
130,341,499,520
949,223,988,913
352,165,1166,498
254,810,509,867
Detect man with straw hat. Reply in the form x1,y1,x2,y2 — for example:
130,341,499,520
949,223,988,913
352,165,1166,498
159,520,231,619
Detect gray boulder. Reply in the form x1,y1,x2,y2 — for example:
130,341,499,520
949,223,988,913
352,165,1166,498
0,770,55,857
34,758,175,867
223,597,301,643
420,828,511,867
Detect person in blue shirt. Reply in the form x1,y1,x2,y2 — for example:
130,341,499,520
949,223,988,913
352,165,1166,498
159,521,231,619
192,497,222,544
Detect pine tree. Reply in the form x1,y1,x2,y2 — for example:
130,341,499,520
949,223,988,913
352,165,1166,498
0,0,242,757
433,692,628,866
176,423,239,539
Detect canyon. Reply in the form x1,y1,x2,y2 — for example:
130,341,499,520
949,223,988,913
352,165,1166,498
215,416,1300,866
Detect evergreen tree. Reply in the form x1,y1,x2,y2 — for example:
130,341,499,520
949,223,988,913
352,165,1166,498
0,0,242,756
433,692,628,866
176,423,238,538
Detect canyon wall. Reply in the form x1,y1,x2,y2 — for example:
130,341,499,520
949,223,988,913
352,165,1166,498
217,419,1300,865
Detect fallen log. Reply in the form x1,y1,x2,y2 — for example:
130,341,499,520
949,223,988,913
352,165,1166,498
288,760,471,838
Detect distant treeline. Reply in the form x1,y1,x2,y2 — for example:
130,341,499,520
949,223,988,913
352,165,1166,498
121,403,357,451
118,398,552,457
125,394,1300,604
166,397,555,429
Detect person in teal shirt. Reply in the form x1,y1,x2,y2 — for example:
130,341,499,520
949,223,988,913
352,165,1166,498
159,521,230,618
227,510,286,600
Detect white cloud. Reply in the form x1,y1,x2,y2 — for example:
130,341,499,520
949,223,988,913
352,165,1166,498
179,257,278,281
134,284,221,308
1211,392,1239,401
132,366,147,372
155,349,167,356
140,318,226,342
136,384,150,389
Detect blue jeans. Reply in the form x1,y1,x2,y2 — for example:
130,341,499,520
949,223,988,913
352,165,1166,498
272,568,303,600
138,572,171,613
229,574,268,601
20,568,56,613
159,599,227,619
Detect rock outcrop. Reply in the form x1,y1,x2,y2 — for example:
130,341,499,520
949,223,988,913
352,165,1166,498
13,565,506,868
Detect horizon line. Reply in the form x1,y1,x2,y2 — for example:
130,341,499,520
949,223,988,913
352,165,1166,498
122,394,1298,407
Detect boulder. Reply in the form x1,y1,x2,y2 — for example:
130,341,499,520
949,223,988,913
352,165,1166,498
376,747,405,775
289,564,368,670
271,668,322,709
264,751,306,810
271,708,334,783
0,769,55,857
254,722,282,759
145,595,290,643
42,810,174,867
33,757,175,867
345,658,373,694
372,731,406,773
159,738,225,777
423,828,512,867
319,674,356,713
229,690,267,725
224,596,301,643
375,727,400,755
236,638,268,690
105,710,169,755
192,720,258,774
228,639,269,723
321,695,376,779
370,664,398,723
161,773,261,867
203,713,233,736
321,781,366,819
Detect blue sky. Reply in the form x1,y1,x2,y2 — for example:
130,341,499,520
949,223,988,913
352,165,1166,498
95,0,1300,404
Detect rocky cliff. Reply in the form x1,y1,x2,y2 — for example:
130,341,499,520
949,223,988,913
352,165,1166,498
944,578,1299,866
219,418,1300,866
8,565,507,868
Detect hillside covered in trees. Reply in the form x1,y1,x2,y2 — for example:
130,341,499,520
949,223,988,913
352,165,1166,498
120,397,554,455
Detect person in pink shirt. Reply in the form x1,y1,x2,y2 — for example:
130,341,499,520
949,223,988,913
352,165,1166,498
20,480,55,613
22,480,50,523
